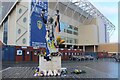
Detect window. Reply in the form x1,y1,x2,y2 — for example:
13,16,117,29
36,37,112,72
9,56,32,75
74,32,78,35
69,53,71,55
67,30,72,34
34,51,37,55
3,18,8,44
74,27,78,31
18,29,21,34
74,39,77,44
22,38,26,44
68,25,73,29
67,38,73,43
75,53,76,55
19,8,22,14
60,22,68,32
65,53,67,55
70,39,72,43
67,40,69,43
72,53,73,55
64,29,66,32
60,22,79,36
23,17,27,23
104,24,107,43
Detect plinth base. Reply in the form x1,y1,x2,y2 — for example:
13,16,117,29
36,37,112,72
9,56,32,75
38,55,61,76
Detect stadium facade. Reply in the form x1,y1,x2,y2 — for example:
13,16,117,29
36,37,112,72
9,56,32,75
0,0,116,52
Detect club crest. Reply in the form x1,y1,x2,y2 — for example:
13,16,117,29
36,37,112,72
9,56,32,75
37,21,42,29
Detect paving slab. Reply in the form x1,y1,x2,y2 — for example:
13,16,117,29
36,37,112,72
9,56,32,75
1,58,119,79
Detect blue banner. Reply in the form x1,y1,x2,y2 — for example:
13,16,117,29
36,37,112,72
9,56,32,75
30,0,48,48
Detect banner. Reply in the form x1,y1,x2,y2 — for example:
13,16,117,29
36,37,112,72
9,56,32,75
30,0,48,47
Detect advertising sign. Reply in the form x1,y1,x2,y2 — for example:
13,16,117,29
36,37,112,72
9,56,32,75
30,0,48,48
17,50,22,55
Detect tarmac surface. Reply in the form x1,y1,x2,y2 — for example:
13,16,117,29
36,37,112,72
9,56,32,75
1,58,120,79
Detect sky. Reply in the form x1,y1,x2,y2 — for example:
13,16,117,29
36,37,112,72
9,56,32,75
89,0,119,43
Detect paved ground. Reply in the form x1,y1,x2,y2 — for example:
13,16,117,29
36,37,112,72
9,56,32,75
1,58,120,79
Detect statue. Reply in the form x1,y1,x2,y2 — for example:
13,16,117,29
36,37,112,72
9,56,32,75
40,9,65,61
34,9,65,77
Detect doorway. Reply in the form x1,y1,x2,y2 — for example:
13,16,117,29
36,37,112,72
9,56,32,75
30,51,33,61
22,50,25,61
